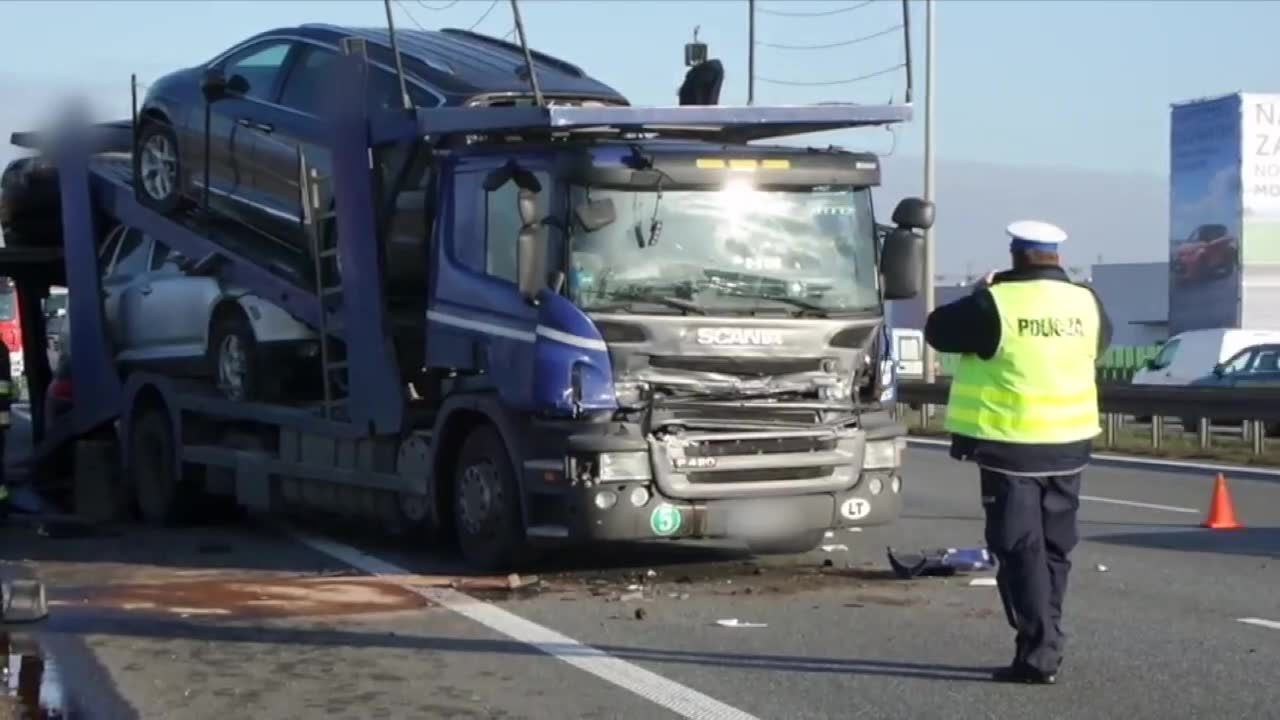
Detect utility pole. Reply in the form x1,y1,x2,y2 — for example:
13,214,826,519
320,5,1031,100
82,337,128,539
748,0,756,105
922,0,937,384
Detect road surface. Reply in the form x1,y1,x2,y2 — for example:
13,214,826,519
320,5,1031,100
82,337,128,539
1,420,1278,718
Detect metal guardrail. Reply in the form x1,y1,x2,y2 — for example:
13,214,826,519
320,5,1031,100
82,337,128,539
896,380,1280,456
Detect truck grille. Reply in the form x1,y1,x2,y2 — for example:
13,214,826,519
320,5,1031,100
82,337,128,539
684,435,837,458
676,433,842,485
650,355,823,377
688,466,830,484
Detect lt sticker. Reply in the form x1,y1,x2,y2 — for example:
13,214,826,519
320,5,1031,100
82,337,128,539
840,498,871,521
650,504,683,537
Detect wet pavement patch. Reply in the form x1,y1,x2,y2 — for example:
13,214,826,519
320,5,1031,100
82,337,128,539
69,576,433,620
0,632,67,718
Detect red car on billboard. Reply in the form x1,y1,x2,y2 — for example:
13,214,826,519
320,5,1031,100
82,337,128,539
1172,223,1238,286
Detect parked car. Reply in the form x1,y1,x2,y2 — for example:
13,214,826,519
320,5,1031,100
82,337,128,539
1171,223,1237,286
1129,328,1280,423
1181,342,1280,436
133,24,628,253
97,223,318,401
0,155,61,248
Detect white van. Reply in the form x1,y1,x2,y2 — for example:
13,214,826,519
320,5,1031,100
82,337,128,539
891,328,925,378
1132,328,1280,386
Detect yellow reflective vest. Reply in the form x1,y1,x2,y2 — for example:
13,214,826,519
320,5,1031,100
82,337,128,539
943,280,1101,444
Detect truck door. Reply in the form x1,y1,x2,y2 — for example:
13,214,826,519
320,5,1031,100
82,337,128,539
430,158,553,400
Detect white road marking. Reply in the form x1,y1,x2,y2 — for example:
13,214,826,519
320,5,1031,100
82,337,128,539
291,531,760,720
1079,495,1199,514
1238,618,1280,631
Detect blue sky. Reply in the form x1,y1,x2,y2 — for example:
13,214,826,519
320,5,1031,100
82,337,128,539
1,0,1278,176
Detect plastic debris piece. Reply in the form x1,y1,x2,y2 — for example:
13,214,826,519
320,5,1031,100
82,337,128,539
620,591,644,602
968,577,998,587
846,528,863,533
626,584,643,592
646,569,658,579
715,618,767,628
824,530,835,539
887,546,996,579
634,608,647,620
821,544,849,553
1095,564,1109,573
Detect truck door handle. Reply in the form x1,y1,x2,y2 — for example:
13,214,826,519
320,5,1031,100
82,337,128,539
237,118,274,133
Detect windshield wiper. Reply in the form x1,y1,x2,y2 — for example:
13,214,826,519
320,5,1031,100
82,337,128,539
722,291,831,317
594,292,706,315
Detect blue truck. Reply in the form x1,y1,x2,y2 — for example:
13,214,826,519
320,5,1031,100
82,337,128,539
4,24,931,570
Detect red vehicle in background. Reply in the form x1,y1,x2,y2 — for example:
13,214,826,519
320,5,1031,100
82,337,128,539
0,277,21,362
1172,223,1238,286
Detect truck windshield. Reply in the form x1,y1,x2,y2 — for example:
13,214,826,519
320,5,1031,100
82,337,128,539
567,181,881,315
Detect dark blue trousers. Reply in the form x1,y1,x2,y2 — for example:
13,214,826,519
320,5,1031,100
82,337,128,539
979,468,1081,674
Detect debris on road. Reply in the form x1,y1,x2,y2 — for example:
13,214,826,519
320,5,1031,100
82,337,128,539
887,546,995,579
968,577,998,587
1,579,48,623
634,608,647,621
820,544,849,553
619,591,645,602
1096,564,1109,573
715,618,767,628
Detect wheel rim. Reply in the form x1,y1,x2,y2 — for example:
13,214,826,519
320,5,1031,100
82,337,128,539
218,334,248,400
140,133,177,202
458,461,502,538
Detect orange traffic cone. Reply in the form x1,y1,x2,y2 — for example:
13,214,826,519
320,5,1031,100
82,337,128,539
1202,473,1243,530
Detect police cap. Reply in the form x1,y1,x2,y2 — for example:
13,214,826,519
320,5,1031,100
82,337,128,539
1006,220,1067,252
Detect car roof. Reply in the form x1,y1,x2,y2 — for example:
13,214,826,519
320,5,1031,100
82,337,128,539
273,24,628,104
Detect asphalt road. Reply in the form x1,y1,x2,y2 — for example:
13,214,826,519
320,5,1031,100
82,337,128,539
2,414,1279,719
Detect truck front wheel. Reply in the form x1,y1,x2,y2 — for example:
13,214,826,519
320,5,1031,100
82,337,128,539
453,425,527,571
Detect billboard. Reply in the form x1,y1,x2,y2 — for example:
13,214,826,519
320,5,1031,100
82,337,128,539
1168,94,1242,335
1240,93,1280,329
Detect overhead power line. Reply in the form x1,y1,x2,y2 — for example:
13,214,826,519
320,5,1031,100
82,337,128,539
393,0,428,31
756,1,874,18
756,62,904,87
469,0,502,31
755,24,902,50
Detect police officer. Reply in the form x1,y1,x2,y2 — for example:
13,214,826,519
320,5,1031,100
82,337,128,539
924,220,1112,685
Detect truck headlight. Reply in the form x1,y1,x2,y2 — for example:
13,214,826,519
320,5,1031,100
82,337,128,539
599,451,652,482
863,438,904,470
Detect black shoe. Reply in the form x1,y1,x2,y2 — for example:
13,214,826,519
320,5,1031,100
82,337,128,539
991,663,1057,685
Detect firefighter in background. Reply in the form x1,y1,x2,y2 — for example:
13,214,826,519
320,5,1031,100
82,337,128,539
0,334,11,520
924,220,1113,685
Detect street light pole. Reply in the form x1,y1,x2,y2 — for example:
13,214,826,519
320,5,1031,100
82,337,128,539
922,0,937,384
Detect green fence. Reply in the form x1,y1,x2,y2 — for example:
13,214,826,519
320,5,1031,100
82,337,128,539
935,345,1160,384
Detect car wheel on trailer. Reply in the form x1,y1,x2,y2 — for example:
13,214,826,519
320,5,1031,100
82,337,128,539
209,310,275,402
134,120,184,214
746,529,827,556
453,425,526,571
131,407,196,525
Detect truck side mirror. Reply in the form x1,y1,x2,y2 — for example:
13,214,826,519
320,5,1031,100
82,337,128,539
881,227,923,300
517,225,545,301
892,197,935,231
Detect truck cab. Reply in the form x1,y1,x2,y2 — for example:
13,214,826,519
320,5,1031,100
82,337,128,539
413,135,929,562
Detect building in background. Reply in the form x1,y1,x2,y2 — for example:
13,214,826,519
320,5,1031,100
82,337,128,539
1089,262,1168,345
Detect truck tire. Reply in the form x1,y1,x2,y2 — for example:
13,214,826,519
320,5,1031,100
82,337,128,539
453,425,526,571
133,120,184,214
131,408,196,525
746,529,826,556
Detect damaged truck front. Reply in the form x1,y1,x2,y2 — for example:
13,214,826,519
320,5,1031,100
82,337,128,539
516,141,931,554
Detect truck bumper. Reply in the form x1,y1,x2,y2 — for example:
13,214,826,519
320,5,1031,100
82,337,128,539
561,468,903,544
